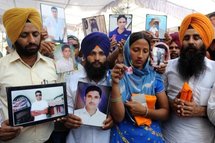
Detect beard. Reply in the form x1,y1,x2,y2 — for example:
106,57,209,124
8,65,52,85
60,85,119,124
84,60,108,81
14,41,40,57
177,45,206,81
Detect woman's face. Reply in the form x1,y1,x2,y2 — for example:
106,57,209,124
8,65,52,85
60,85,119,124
117,17,127,30
130,39,150,70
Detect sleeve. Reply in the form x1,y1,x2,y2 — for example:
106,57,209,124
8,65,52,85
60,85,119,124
155,73,165,94
207,83,215,125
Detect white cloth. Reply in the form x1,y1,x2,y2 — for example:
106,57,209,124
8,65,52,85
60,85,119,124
55,58,74,73
74,107,106,127
207,82,215,126
162,58,215,143
31,100,48,121
66,68,111,143
44,16,65,41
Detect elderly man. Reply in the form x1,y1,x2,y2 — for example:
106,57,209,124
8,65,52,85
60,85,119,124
0,8,58,142
162,13,215,143
64,32,113,143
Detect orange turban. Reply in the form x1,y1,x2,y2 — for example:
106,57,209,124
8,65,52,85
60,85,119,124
3,8,42,44
179,13,214,48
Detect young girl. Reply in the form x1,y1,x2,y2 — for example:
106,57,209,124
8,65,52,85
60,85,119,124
110,31,169,143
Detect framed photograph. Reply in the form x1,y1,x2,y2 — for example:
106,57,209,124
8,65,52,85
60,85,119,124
74,82,111,127
82,15,107,36
145,14,167,39
109,14,132,43
54,44,77,74
7,83,68,127
40,4,67,43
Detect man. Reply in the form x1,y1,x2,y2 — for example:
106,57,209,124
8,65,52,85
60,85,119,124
169,32,181,59
44,6,66,43
162,13,215,143
56,44,74,73
31,90,49,121
64,32,113,143
0,8,58,142
74,85,106,127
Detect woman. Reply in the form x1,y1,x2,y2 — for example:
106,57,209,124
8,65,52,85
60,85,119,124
110,31,169,143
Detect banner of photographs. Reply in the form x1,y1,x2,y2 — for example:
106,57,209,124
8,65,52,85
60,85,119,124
82,15,107,36
145,14,167,39
74,81,111,127
7,83,68,127
40,4,67,43
109,14,132,43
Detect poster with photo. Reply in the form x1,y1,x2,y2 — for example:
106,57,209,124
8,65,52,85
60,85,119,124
74,82,111,127
109,14,132,43
82,15,107,36
7,83,68,127
145,14,167,39
40,4,67,43
53,44,77,74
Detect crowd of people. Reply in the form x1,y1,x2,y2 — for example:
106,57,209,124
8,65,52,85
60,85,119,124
0,6,215,143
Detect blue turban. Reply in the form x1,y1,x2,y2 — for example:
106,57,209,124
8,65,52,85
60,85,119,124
81,32,110,58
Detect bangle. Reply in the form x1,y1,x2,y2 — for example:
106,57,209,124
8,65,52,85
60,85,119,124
144,107,148,117
111,96,122,103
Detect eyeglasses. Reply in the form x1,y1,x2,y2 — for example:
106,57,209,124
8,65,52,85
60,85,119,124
72,44,79,49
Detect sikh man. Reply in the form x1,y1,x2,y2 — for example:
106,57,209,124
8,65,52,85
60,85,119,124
162,13,215,143
0,8,58,143
64,32,113,143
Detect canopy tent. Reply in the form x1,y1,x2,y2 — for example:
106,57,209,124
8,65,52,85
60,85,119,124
0,0,215,52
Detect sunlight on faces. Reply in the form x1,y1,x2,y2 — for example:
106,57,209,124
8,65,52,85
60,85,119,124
130,39,150,70
85,91,101,111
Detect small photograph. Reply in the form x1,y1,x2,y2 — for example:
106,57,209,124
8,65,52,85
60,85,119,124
145,14,167,39
40,4,67,43
74,82,111,127
7,83,68,127
82,15,107,36
54,44,77,74
109,14,132,43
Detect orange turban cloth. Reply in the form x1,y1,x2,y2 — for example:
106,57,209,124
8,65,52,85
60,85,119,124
179,13,214,48
2,8,42,44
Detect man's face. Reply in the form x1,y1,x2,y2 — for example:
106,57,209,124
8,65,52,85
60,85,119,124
62,47,71,59
15,23,41,57
85,91,101,112
68,38,79,58
35,93,42,101
51,9,58,18
86,46,107,68
210,16,215,27
169,41,180,59
117,17,127,30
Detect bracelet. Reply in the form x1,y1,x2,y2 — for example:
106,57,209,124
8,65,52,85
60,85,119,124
144,107,149,117
111,96,122,103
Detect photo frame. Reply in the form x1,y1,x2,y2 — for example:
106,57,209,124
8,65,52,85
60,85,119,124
145,14,167,39
82,15,107,36
7,83,68,127
109,14,132,43
74,82,111,127
40,4,67,43
53,44,77,74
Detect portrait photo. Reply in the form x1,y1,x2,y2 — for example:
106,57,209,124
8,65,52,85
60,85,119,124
7,83,68,127
40,4,67,43
145,14,167,39
109,14,132,43
82,15,107,36
54,44,77,74
74,82,111,127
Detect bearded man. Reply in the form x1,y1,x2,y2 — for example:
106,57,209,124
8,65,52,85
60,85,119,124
64,32,113,143
162,13,215,143
0,8,58,142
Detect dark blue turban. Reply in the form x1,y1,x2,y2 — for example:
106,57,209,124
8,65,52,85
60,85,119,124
81,32,110,58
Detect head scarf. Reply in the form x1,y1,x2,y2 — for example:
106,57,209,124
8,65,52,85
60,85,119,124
81,32,110,58
179,13,214,48
3,8,42,44
170,32,181,48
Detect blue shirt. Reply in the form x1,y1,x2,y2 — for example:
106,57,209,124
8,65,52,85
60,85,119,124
109,27,131,43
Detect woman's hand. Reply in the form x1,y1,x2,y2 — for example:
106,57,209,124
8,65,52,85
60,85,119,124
111,64,126,84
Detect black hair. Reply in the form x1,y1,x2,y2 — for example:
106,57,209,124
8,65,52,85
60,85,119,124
85,85,102,98
51,6,57,11
209,12,215,18
35,90,42,95
129,31,151,49
117,15,127,22
61,44,70,51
